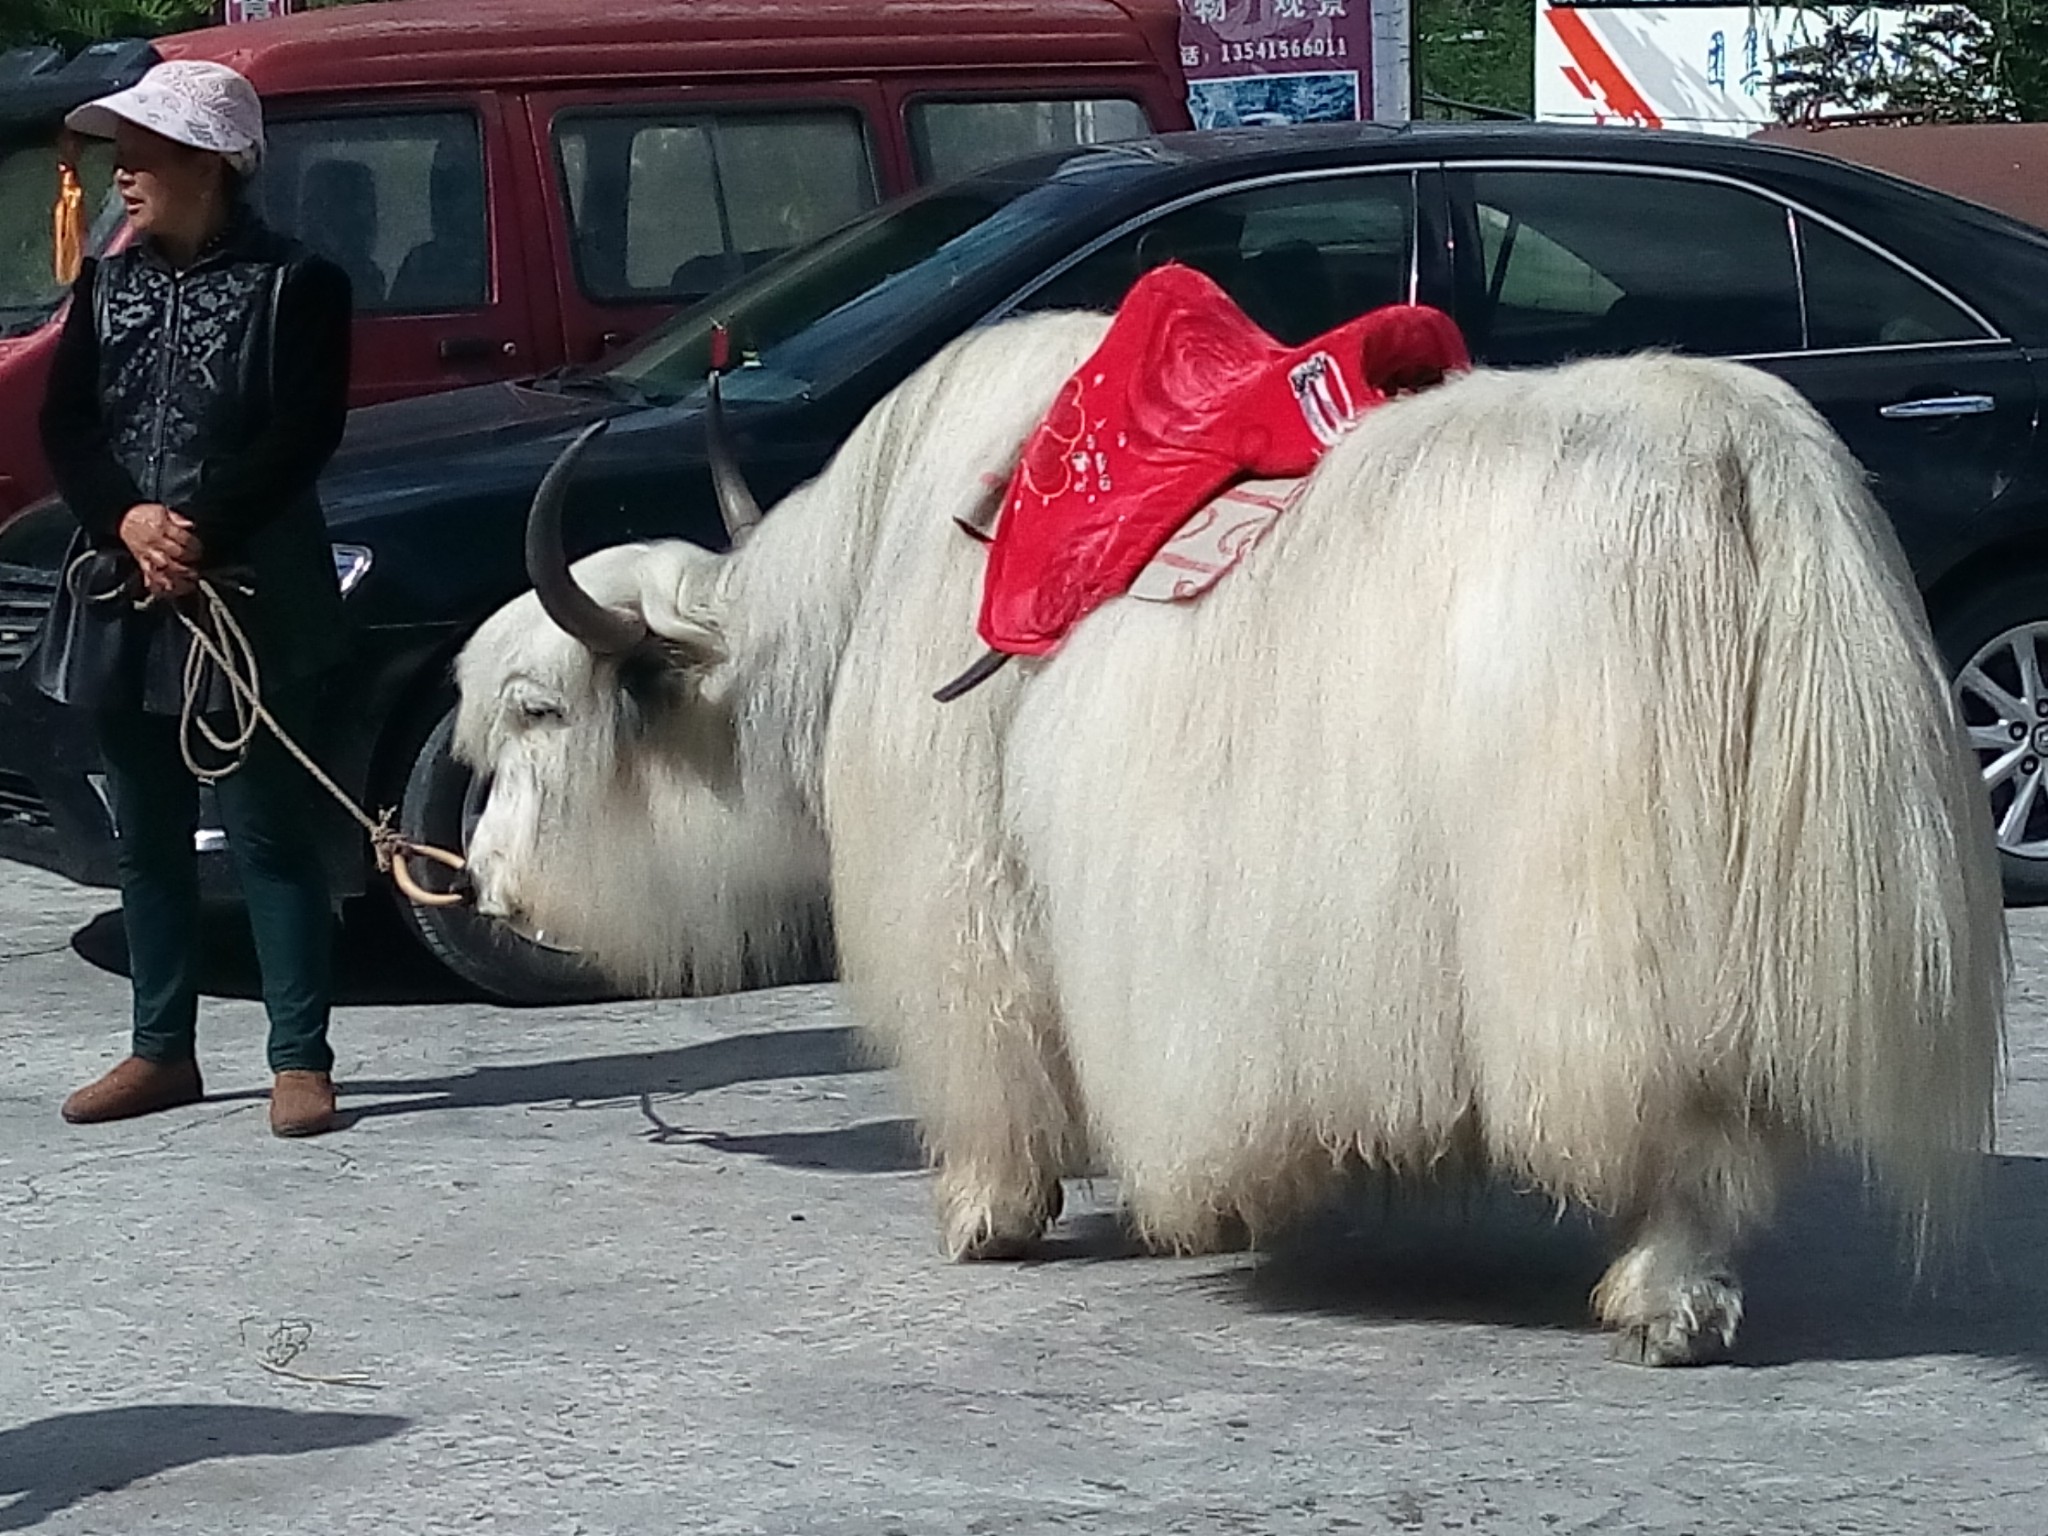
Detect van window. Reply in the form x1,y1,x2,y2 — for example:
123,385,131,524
0,133,117,339
909,97,1150,183
258,112,488,314
552,109,878,304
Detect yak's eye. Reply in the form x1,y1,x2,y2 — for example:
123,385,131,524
518,700,564,726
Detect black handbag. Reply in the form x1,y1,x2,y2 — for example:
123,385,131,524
27,527,274,718
24,530,153,714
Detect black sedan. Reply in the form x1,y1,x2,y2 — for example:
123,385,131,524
6,120,2048,1000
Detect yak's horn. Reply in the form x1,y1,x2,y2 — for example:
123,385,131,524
706,368,764,547
526,419,648,655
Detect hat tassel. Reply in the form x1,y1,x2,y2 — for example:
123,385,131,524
53,161,85,287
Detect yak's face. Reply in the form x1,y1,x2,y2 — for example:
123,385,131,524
451,542,827,994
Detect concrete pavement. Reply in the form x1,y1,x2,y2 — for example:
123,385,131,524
2,860,2045,1534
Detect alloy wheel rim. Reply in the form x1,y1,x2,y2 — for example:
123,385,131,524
1954,620,2048,860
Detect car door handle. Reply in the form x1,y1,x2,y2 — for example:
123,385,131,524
438,336,516,364
1879,393,1996,420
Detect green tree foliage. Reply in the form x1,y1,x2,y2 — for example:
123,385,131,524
1771,4,2022,123
1767,0,2048,122
0,0,358,52
1413,0,1535,117
0,0,212,52
1998,0,2048,115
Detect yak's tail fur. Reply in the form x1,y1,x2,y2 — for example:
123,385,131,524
1720,364,2006,1248
1353,355,2006,1253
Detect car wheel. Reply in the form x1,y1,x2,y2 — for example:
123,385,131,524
387,706,614,1004
1937,571,2048,905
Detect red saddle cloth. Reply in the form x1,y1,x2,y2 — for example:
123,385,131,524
975,263,1470,658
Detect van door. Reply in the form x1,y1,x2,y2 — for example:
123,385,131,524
259,94,539,403
520,85,890,370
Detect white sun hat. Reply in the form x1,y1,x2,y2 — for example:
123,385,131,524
65,59,266,176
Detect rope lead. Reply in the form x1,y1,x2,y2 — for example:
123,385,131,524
81,561,472,909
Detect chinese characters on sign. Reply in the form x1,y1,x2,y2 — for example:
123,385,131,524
217,0,296,24
1179,0,1388,128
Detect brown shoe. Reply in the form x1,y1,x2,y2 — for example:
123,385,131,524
270,1070,338,1138
61,1056,204,1124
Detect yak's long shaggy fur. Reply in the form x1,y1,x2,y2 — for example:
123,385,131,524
451,318,1103,992
458,314,2006,1361
453,535,835,995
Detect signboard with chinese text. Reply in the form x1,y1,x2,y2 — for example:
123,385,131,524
1178,0,1410,127
218,0,297,24
1535,2,1927,134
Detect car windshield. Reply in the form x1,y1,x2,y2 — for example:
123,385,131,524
0,128,121,339
597,147,1163,404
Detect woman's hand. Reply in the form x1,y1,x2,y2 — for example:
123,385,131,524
118,503,203,598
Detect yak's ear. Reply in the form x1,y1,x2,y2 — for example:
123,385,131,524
636,544,729,671
642,599,726,671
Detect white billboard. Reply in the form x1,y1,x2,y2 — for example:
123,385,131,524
1534,2,1924,135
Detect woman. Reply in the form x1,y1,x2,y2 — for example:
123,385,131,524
34,60,354,1137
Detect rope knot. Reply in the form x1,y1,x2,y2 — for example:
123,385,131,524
370,814,404,875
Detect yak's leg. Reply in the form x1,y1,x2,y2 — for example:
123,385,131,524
895,918,1079,1261
844,930,1077,1259
829,784,1080,1261
1591,1111,1780,1366
917,890,1078,1260
928,1046,1075,1262
824,500,1100,1259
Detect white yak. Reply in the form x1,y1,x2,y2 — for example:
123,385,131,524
454,313,2006,1364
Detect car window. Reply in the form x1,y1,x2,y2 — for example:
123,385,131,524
1798,215,1988,349
909,98,1150,184
1018,173,1413,344
553,109,878,304
1464,170,1802,365
597,157,1158,403
258,112,487,314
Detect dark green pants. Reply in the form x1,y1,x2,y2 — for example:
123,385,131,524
97,697,335,1074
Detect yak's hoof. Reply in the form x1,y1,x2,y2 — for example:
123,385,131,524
942,1176,1064,1261
1602,1276,1743,1368
1608,1319,1730,1367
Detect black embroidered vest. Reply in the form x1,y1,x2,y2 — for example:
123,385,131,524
31,214,348,716
93,234,284,513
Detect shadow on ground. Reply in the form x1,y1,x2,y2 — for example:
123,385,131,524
639,1107,925,1175
1736,1154,2048,1373
339,1023,881,1123
1209,1155,2048,1374
72,902,834,1010
0,1404,406,1531
70,902,479,1006
1219,1179,1610,1337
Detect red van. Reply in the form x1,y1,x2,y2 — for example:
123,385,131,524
0,0,1188,520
